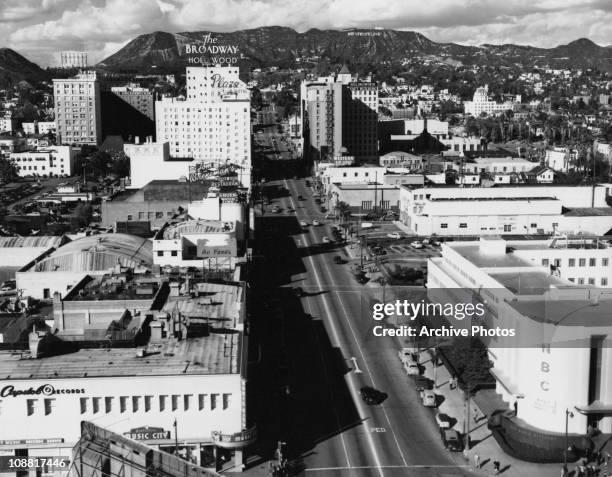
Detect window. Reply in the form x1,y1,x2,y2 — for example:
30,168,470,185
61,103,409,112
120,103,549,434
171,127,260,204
554,259,561,267
602,278,608,286
503,225,512,232
44,398,55,416
27,399,37,416
156,211,163,219
530,223,537,228
184,394,192,411
92,397,101,414
459,223,467,229
210,394,218,410
171,251,178,257
542,259,549,266
222,394,231,410
159,395,167,412
603,258,609,267
578,278,585,285
157,251,163,257
198,394,207,411
440,223,448,229
120,396,128,413
568,278,575,283
589,258,596,267
569,258,575,267
80,398,87,414
172,395,179,411
105,397,113,413
579,258,586,267
145,396,152,412
588,278,596,285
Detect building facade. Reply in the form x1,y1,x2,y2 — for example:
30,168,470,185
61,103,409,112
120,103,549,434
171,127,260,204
53,71,102,146
10,146,76,177
111,84,155,121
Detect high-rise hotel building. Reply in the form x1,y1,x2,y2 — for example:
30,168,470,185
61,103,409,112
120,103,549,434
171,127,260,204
155,67,251,188
300,66,378,163
53,71,102,146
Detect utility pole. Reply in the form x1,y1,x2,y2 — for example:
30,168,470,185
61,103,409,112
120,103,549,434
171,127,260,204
173,418,179,456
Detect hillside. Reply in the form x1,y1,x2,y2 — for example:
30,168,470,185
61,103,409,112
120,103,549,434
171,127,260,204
97,27,612,73
0,48,46,86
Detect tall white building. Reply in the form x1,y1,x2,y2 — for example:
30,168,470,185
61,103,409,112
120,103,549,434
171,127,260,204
53,71,102,146
464,85,516,117
10,146,76,177
155,67,251,188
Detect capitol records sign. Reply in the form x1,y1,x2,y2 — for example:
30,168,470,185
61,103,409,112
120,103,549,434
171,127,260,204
183,33,242,65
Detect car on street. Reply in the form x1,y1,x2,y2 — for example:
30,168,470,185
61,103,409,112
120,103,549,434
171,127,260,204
411,240,423,249
387,232,401,239
300,220,308,227
422,238,430,245
440,429,464,452
314,198,321,204
359,386,388,405
333,255,344,264
404,356,420,376
297,195,304,201
312,220,321,226
325,213,335,219
322,236,331,244
421,390,436,407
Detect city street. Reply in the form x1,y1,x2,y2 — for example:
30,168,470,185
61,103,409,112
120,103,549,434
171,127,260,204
256,177,474,477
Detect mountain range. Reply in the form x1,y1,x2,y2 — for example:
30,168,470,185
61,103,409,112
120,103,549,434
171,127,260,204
96,27,612,73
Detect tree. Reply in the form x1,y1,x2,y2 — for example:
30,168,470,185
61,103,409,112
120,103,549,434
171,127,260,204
110,151,130,177
0,157,17,183
334,201,351,221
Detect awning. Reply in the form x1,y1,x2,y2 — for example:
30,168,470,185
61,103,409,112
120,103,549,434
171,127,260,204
575,401,612,416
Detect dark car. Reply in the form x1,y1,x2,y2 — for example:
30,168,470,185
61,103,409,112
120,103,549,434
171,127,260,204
413,375,434,391
333,255,344,264
360,386,387,405
440,429,464,452
314,197,321,204
297,195,304,201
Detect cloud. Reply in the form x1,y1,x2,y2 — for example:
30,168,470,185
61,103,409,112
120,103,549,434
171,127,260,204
2,0,612,66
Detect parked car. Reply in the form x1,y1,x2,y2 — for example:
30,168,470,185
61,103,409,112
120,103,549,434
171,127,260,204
314,198,321,204
435,413,452,429
404,357,420,376
360,386,387,405
297,195,304,201
411,241,423,249
312,220,321,226
322,236,331,244
421,390,436,407
440,429,464,452
300,220,308,227
422,238,430,245
333,255,344,264
387,232,401,239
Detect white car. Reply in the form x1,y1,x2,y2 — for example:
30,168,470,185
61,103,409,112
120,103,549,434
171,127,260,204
312,220,321,226
322,236,331,243
404,358,419,376
421,390,436,407
436,413,452,429
422,238,430,245
411,241,423,249
300,221,308,227
387,232,401,239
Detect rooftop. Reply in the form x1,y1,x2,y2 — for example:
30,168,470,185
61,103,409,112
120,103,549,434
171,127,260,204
488,270,573,295
110,180,213,203
563,207,612,217
509,299,612,327
0,235,67,249
157,220,234,240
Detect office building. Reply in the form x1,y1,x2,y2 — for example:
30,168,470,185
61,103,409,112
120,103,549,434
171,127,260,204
111,84,155,121
464,85,518,117
427,237,612,435
53,71,102,145
10,146,76,177
155,67,251,188
301,66,378,163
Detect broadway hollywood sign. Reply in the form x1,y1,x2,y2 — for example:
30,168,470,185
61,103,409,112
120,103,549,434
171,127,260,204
183,33,242,65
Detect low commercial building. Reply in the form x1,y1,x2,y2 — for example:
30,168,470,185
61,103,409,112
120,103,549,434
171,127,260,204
427,237,612,435
0,236,69,268
16,233,153,299
10,146,76,177
329,182,400,212
152,219,240,270
0,276,251,471
126,140,192,189
379,151,422,169
399,185,612,236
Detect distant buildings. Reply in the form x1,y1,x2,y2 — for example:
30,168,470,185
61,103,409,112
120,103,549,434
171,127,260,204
53,71,102,145
300,66,378,163
10,145,76,177
22,121,56,136
155,66,251,188
110,84,155,121
464,85,519,117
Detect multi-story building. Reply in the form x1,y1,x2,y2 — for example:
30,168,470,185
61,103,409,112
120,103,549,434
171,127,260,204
464,85,517,117
427,236,612,436
53,71,102,146
10,145,76,177
155,67,251,188
111,84,155,121
22,121,57,136
301,66,378,163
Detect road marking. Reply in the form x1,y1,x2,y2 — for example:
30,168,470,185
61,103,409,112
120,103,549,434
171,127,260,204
286,179,385,477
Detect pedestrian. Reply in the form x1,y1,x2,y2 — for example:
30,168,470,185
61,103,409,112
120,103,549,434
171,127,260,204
561,464,568,477
513,400,518,416
474,453,480,469
450,376,457,389
493,460,500,474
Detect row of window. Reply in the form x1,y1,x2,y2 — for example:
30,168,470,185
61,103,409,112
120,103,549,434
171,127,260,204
542,258,609,267
79,393,231,415
567,277,608,286
126,211,174,221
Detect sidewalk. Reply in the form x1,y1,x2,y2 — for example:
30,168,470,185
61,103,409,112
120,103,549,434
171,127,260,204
416,348,564,477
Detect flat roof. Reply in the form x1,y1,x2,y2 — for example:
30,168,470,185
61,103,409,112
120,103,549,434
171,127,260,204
0,236,66,249
450,243,531,268
430,196,557,202
0,332,241,378
158,220,235,240
510,299,612,326
563,207,612,217
488,271,573,295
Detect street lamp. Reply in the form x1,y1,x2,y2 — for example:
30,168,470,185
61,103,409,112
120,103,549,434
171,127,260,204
564,408,574,468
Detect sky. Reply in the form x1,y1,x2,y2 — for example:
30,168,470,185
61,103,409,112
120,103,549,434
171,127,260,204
2,0,612,67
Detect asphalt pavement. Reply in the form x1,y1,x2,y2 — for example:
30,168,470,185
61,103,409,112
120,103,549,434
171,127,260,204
257,178,475,477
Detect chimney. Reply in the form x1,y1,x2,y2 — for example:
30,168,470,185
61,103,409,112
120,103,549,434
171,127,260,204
135,136,140,145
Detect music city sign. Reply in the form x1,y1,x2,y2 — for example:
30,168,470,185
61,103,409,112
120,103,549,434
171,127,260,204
183,33,242,65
